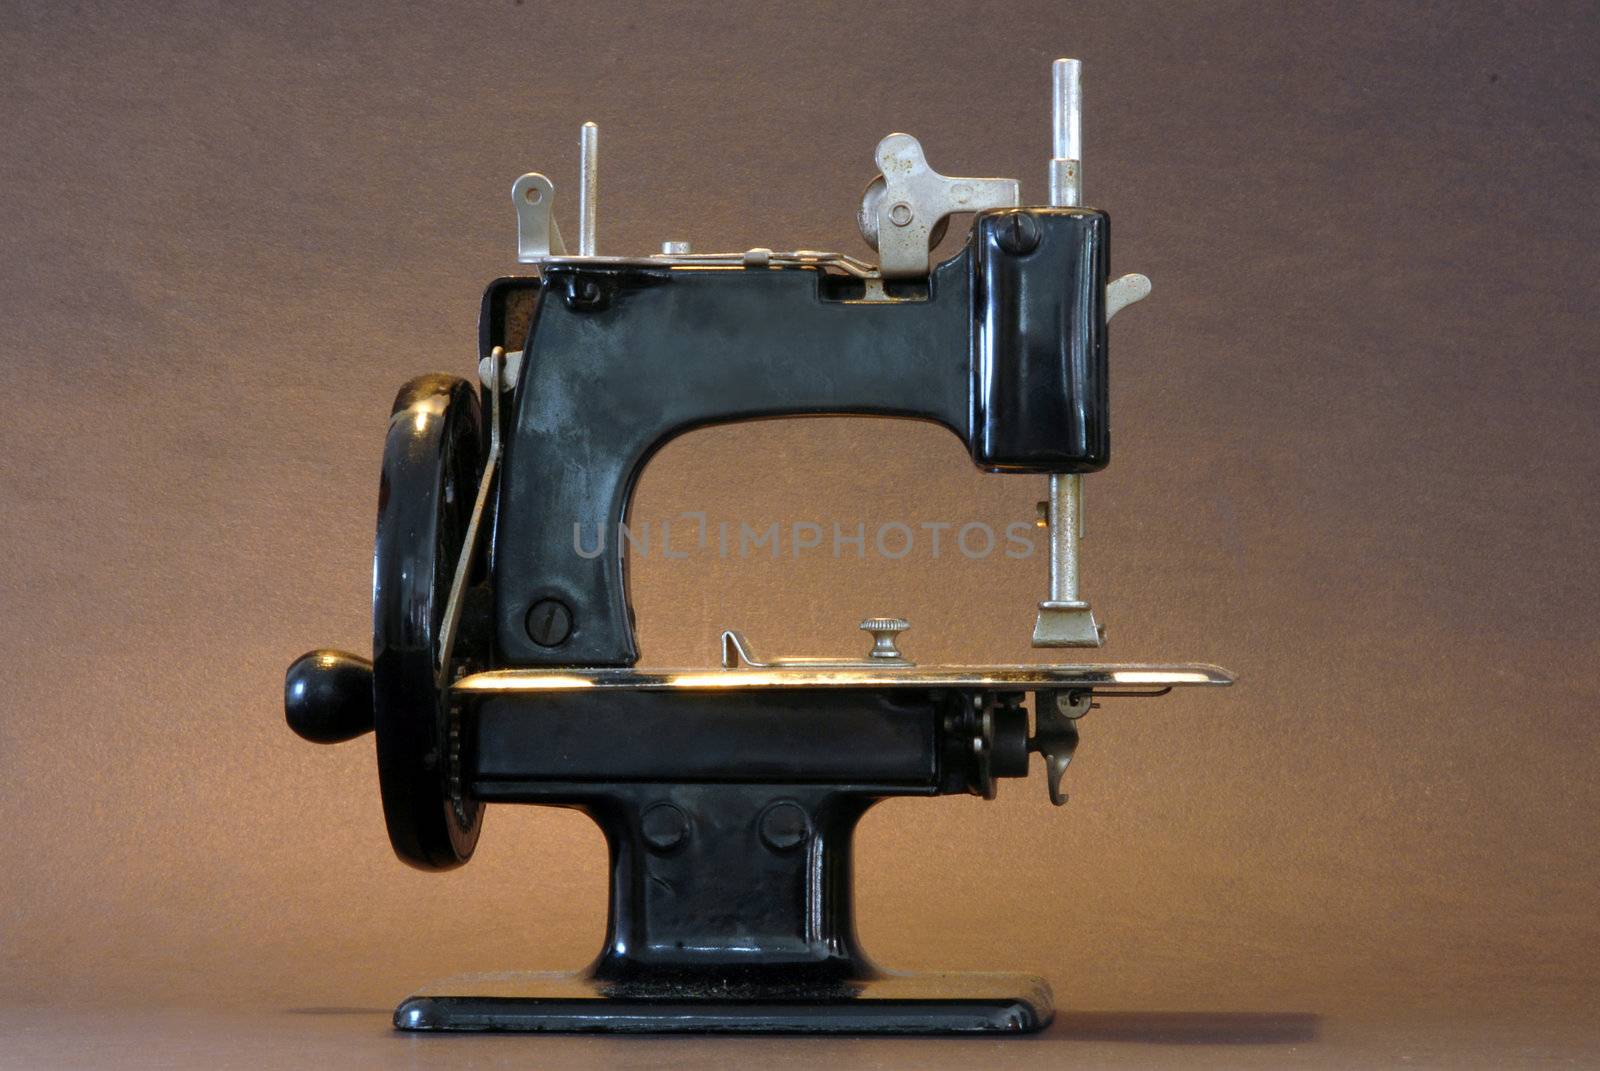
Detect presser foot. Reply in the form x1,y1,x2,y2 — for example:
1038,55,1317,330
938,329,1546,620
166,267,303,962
1031,600,1105,647
394,969,1052,1035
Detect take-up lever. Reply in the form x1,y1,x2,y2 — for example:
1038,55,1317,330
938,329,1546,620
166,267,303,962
857,134,1021,278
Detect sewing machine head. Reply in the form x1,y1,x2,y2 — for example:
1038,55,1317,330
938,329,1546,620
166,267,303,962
284,59,1231,1035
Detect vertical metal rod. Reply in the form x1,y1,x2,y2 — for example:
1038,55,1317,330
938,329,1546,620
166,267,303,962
1049,59,1084,603
1049,58,1082,208
1047,473,1082,601
579,121,598,257
1052,58,1081,157
1035,57,1098,642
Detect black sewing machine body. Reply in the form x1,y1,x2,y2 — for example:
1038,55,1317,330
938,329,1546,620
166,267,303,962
496,208,1108,667
286,63,1232,1034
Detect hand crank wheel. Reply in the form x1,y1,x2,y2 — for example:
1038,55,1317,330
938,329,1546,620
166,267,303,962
373,374,487,870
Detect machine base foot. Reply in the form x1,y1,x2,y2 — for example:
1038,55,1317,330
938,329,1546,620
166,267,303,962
394,969,1053,1035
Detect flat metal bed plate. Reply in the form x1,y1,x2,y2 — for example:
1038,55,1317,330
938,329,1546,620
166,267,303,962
453,663,1233,694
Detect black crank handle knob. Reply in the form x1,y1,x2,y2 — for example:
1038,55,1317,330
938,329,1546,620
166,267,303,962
285,649,375,744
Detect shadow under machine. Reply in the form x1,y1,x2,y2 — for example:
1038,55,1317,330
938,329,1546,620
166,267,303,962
285,58,1233,1034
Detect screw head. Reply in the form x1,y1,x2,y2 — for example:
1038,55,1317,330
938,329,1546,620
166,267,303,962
995,211,1041,255
525,599,573,647
565,276,604,309
641,802,689,852
759,801,810,852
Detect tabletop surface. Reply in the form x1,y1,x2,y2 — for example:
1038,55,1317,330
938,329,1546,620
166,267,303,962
4,1005,1595,1071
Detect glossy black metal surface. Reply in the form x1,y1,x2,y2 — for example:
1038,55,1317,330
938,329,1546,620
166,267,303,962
372,375,486,870
284,649,374,744
492,208,1113,667
394,778,1052,1034
289,206,1125,1033
471,688,941,786
394,971,1052,1034
972,208,1110,472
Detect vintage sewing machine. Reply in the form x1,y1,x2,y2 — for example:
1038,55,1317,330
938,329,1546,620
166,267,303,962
285,58,1231,1034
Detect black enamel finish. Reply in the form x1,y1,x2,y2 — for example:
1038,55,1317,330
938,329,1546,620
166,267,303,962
973,208,1110,472
404,690,1046,1033
396,973,1049,1030
284,649,374,744
394,971,1052,1034
288,208,1118,1033
372,375,486,870
492,208,1112,666
395,778,1052,1034
471,688,940,785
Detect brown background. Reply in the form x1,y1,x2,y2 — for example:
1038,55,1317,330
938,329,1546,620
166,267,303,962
3,1,1598,1066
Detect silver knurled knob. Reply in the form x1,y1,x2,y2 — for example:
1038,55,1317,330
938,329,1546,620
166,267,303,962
860,617,910,661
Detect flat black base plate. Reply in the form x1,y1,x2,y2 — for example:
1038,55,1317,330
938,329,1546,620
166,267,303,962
394,970,1053,1035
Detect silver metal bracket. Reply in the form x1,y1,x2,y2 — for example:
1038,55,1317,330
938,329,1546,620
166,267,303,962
858,133,1020,278
1030,689,1094,806
478,349,523,391
1107,272,1152,319
513,173,566,262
